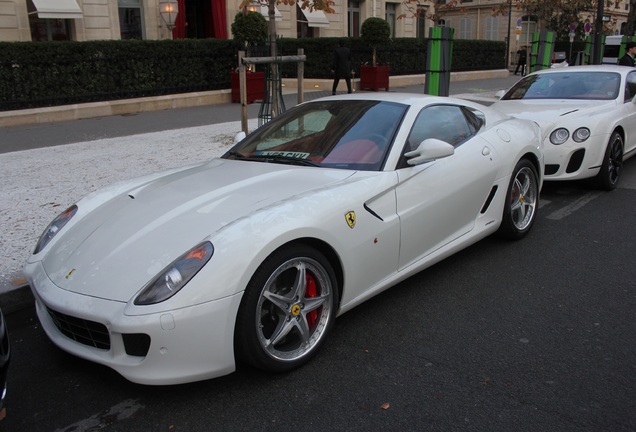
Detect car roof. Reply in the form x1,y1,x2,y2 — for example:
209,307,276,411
313,92,496,113
531,64,632,76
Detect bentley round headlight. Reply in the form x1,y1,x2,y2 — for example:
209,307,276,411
572,127,591,143
550,128,570,145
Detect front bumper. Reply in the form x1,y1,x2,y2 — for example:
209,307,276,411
542,134,609,181
24,261,243,385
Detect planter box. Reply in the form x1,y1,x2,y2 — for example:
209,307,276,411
359,65,390,92
230,72,265,104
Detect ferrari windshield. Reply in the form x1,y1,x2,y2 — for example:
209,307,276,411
502,71,620,101
223,100,408,171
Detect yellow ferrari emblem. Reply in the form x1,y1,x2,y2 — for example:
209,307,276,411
291,304,301,316
65,268,76,279
345,211,356,229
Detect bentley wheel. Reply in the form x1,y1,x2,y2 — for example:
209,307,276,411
234,244,338,373
498,159,539,240
596,131,623,191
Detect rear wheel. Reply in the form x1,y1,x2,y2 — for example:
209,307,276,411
596,131,623,191
234,244,338,373
498,159,539,240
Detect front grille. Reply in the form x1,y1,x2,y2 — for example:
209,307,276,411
47,307,110,350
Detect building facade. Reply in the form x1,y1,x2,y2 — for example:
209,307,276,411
0,0,428,42
0,0,631,46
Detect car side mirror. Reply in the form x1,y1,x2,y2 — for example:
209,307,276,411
404,138,454,166
495,89,506,99
234,131,246,144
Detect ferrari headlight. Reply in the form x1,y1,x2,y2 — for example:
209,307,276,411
33,205,77,254
572,127,590,143
550,128,570,145
135,241,213,305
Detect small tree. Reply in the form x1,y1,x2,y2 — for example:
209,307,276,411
237,0,335,120
361,17,391,66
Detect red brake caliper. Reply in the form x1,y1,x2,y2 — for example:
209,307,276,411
305,273,318,328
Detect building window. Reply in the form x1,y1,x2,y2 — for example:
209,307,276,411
118,0,144,40
27,0,72,41
386,3,397,38
348,1,360,37
417,7,427,38
459,18,472,39
520,15,537,46
484,16,498,41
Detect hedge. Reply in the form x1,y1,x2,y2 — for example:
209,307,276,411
0,38,505,111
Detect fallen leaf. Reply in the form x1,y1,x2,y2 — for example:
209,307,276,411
380,402,390,410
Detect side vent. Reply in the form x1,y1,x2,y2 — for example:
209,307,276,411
480,185,498,214
364,204,384,221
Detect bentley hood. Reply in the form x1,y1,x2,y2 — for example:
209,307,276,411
39,159,354,301
493,99,615,135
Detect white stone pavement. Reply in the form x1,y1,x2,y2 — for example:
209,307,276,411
0,119,260,292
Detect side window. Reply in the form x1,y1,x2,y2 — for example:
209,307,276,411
405,105,475,153
625,72,636,102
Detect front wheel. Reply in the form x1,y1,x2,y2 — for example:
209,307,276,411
497,159,539,240
596,131,623,191
234,244,338,373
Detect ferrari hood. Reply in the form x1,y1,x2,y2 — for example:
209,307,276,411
41,159,353,301
493,99,615,131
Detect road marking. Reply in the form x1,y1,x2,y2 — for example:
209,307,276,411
546,191,604,220
54,399,143,432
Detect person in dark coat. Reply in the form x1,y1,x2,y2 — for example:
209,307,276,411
514,46,527,76
332,39,352,95
619,41,636,67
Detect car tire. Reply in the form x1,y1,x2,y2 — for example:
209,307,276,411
497,159,539,240
234,244,338,373
596,131,623,191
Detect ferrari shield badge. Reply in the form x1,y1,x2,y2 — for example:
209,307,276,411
345,211,356,229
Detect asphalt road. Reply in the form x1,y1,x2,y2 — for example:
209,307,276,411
3,168,636,432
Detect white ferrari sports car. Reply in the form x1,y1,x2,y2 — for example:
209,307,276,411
492,65,636,190
24,93,543,385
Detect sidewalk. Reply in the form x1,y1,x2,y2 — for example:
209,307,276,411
0,72,520,313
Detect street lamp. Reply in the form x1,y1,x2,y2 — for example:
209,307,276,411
159,0,179,31
246,0,261,13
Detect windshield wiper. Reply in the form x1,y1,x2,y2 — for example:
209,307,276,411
245,154,320,167
227,151,320,167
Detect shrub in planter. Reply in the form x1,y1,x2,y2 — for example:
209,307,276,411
361,17,390,67
230,11,267,103
360,17,391,91
231,11,268,51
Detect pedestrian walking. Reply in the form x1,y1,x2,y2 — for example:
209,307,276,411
332,39,352,95
514,46,527,76
619,41,636,66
